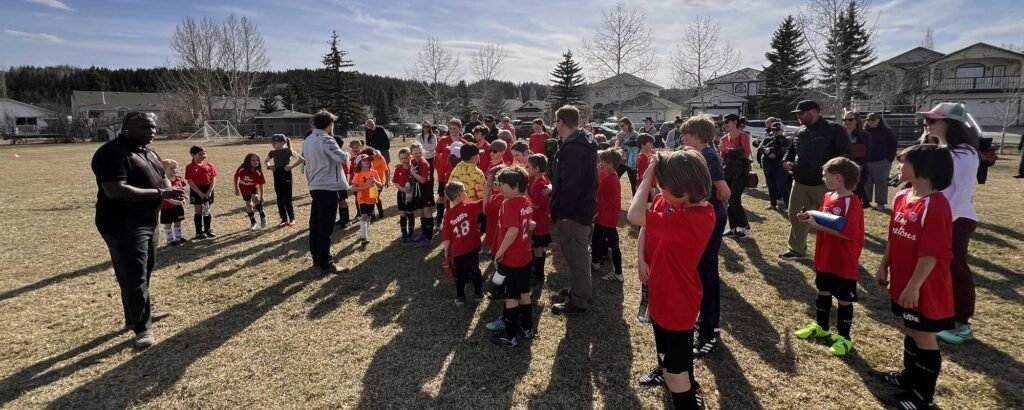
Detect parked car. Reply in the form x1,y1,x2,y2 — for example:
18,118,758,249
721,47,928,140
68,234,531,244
747,120,800,147
600,122,620,132
396,123,422,138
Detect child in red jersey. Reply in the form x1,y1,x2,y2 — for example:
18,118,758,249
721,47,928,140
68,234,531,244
393,148,415,242
160,159,188,246
490,166,536,347
497,130,516,165
511,141,530,167
627,149,716,409
875,145,955,410
526,154,551,286
483,166,506,259
637,133,656,203
472,125,492,173
441,181,484,305
489,140,509,171
409,143,436,244
528,118,551,155
185,145,218,239
233,153,267,231
593,149,625,282
793,157,865,356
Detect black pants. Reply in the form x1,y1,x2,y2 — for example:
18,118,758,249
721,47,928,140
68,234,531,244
616,165,638,195
591,224,622,275
697,208,726,338
100,226,158,334
724,160,750,229
453,249,483,299
309,190,340,268
273,167,295,222
763,161,791,206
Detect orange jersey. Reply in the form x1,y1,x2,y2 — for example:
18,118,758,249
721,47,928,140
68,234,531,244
352,170,380,205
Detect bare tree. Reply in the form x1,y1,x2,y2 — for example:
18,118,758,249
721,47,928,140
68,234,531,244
798,0,876,116
582,1,657,83
170,16,222,122
997,80,1023,153
407,36,461,122
219,15,269,125
670,16,739,112
472,43,508,82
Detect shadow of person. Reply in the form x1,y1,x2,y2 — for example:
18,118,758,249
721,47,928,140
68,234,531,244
46,268,319,409
701,344,766,410
0,260,111,303
718,282,798,374
945,339,1024,407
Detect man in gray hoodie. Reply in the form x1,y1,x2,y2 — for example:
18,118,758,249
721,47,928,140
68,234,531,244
303,110,351,274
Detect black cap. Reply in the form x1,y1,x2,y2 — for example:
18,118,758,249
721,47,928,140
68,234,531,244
723,113,740,122
792,100,820,113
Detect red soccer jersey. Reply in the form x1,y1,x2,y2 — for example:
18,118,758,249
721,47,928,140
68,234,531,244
485,192,505,251
392,164,411,188
595,168,621,228
497,195,534,268
442,200,484,257
502,149,514,165
644,195,716,331
233,168,265,196
161,176,187,209
435,136,453,183
476,141,492,173
637,152,654,180
529,132,550,155
411,158,431,183
887,189,955,320
185,161,218,186
813,192,865,280
528,175,551,236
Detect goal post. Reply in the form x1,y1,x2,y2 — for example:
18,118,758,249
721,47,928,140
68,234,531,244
187,120,243,141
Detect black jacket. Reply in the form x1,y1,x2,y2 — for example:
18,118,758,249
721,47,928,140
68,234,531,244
865,125,898,162
784,117,851,186
551,129,598,225
365,126,390,152
757,134,791,166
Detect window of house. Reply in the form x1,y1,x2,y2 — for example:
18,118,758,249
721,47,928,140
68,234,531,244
734,83,748,94
15,117,38,126
955,63,985,78
993,65,1007,77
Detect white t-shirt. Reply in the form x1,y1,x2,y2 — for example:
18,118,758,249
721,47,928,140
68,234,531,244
941,144,978,221
416,133,438,160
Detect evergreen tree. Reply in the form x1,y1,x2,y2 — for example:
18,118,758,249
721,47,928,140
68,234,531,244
452,80,473,122
372,89,392,125
820,1,875,107
260,94,278,113
548,50,587,111
317,31,364,133
759,16,811,118
481,80,507,116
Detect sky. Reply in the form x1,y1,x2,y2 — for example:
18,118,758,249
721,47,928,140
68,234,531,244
2,0,1023,88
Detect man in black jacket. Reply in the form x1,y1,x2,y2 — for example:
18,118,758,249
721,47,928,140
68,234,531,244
364,119,391,163
780,100,851,259
550,105,598,314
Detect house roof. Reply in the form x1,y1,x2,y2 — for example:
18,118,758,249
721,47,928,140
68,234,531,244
590,73,664,90
0,98,58,116
469,98,525,113
618,92,682,110
707,68,763,84
861,46,946,73
253,109,313,120
210,96,265,111
514,100,547,111
71,90,166,112
928,42,1024,65
683,88,748,104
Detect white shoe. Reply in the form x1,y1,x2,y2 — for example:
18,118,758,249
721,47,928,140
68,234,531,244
591,262,602,271
260,217,267,229
248,222,258,231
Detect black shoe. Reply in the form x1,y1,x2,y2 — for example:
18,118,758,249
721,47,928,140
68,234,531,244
693,336,720,357
204,231,217,239
318,263,339,275
638,367,664,386
549,288,570,304
520,328,535,340
873,370,910,390
551,301,586,315
723,229,737,237
895,391,938,410
491,332,518,347
1013,175,1024,179
779,250,807,260
193,233,207,240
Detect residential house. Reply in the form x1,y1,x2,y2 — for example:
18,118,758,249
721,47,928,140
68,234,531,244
511,100,547,122
0,98,59,136
684,88,749,117
71,91,166,129
586,73,664,107
859,47,947,110
468,98,524,116
707,68,765,97
613,92,683,123
253,109,313,137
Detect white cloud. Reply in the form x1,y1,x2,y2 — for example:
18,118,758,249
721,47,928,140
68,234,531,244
24,0,73,12
4,29,65,43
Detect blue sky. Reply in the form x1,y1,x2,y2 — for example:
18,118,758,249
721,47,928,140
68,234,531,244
2,0,1022,87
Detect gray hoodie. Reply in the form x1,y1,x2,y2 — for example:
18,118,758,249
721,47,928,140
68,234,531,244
302,129,350,191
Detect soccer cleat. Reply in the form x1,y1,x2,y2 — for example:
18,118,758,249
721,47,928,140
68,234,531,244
133,330,155,349
636,305,651,324
193,232,207,240
551,302,587,315
520,328,535,340
779,250,807,260
485,318,507,332
286,220,296,227
204,231,217,238
693,337,720,357
872,370,910,390
549,289,571,304
248,222,258,231
937,324,974,345
829,335,854,356
723,229,737,237
895,391,938,410
601,273,624,282
278,221,289,228
794,322,831,340
490,333,517,347
454,298,465,307
591,261,602,271
638,367,665,386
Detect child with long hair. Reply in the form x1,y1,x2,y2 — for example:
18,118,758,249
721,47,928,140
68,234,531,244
234,153,267,231
352,154,383,246
160,159,188,246
393,147,415,242
265,134,304,227
410,143,436,244
185,145,218,239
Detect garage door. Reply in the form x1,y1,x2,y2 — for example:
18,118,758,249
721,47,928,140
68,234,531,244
955,98,1021,127
691,107,741,117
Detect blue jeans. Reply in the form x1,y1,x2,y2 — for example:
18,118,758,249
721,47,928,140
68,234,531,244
763,161,791,206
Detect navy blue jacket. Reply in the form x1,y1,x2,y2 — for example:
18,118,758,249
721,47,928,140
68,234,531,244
551,129,598,225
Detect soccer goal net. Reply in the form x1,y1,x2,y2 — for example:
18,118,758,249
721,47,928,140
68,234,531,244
188,120,243,141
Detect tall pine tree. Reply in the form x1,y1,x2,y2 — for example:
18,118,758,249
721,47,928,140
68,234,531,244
760,16,811,118
548,50,587,112
452,80,473,122
820,1,875,108
318,31,365,133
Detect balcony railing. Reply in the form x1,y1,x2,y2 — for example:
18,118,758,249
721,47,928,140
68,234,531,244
931,76,1021,91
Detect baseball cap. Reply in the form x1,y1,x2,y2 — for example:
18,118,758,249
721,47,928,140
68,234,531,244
723,113,740,122
792,100,820,113
355,154,370,164
449,141,464,157
918,102,967,124
271,134,287,143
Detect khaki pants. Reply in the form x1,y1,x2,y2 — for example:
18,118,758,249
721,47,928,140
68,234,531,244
787,182,827,255
553,219,593,309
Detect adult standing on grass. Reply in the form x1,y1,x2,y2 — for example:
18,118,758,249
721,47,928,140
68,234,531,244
780,100,851,260
919,103,980,345
364,118,391,164
864,112,899,210
550,105,598,315
842,110,871,206
91,112,186,348
305,110,351,275
720,113,752,238
615,117,641,194
416,120,438,171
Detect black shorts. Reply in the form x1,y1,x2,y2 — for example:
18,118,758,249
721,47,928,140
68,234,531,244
337,190,349,201
241,191,262,202
652,320,695,374
479,214,487,234
189,186,214,205
397,191,414,212
411,182,435,209
437,181,447,198
532,234,552,248
891,303,956,333
358,204,376,216
160,206,185,224
453,249,482,280
815,272,858,302
498,263,531,298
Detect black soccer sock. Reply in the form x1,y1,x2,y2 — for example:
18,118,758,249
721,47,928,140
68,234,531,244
503,306,521,339
255,202,265,218
399,215,409,237
519,304,533,332
837,303,854,338
194,215,203,235
340,206,350,223
815,294,832,330
671,389,698,410
436,202,445,221
915,348,942,404
421,217,434,238
903,336,918,375
203,215,212,233
247,212,256,224
405,215,415,236
376,200,384,217
532,255,546,283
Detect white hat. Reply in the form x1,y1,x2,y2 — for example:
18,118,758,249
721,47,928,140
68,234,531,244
449,141,464,157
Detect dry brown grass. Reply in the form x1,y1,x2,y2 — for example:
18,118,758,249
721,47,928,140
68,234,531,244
0,139,1021,409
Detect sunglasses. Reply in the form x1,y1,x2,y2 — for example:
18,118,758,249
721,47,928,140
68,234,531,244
924,118,940,125
842,118,856,122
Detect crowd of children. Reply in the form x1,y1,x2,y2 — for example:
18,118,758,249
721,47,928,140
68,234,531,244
154,110,962,409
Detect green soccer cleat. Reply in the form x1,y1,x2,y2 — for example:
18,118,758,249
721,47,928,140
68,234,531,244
794,322,831,340
829,335,854,356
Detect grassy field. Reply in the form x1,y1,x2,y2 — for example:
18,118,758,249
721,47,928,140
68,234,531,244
0,138,1021,409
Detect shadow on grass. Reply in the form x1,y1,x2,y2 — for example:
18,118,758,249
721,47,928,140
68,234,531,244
0,260,111,303
702,344,765,410
719,282,798,374
45,268,319,409
945,339,1024,408
976,220,1024,243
